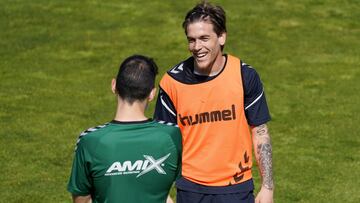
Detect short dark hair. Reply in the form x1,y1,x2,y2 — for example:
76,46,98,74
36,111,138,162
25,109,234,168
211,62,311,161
115,55,158,104
182,1,226,36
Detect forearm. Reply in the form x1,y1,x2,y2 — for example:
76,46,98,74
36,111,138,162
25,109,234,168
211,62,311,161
72,195,92,203
252,124,274,190
166,195,174,203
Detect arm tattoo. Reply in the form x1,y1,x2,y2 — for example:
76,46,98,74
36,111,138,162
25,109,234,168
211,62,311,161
257,142,273,190
255,124,274,190
255,124,268,137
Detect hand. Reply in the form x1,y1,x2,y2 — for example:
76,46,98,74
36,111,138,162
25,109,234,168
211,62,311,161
255,186,273,203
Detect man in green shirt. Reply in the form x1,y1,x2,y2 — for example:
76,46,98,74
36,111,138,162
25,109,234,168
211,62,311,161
67,55,182,203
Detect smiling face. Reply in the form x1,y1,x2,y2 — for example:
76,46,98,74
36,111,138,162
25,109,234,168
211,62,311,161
186,21,226,75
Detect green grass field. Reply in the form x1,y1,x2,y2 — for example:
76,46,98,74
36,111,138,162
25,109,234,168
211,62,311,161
1,0,359,202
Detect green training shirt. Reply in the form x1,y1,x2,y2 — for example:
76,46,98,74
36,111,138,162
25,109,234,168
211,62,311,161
67,119,182,203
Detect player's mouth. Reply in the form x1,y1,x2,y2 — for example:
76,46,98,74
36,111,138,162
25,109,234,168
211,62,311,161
194,52,208,60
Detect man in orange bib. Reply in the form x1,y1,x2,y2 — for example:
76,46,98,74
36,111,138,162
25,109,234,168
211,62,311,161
154,1,274,203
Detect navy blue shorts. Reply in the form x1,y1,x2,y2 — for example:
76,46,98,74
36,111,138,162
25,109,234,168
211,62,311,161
176,178,255,203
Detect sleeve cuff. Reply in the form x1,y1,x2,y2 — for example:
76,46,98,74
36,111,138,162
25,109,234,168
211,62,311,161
248,116,271,127
67,187,90,196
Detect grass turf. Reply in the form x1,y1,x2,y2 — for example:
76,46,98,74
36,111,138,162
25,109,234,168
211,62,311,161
0,0,359,202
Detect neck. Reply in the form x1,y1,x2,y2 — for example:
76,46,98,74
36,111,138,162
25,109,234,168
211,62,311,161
113,98,148,122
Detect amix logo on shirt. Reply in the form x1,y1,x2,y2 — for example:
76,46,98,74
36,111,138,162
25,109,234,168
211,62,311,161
105,153,171,178
178,104,236,126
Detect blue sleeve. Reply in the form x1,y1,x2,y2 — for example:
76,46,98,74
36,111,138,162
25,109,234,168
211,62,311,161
153,87,177,124
241,62,271,126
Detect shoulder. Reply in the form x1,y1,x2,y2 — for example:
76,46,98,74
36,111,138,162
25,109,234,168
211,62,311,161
241,61,260,80
78,123,110,139
167,57,193,77
153,120,179,130
75,123,110,150
153,120,182,147
161,57,194,84
240,61,264,93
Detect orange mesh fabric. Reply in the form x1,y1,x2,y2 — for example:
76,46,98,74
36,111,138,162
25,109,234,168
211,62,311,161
160,55,253,186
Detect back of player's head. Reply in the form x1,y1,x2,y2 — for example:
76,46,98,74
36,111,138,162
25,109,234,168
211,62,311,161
183,1,227,36
116,55,158,104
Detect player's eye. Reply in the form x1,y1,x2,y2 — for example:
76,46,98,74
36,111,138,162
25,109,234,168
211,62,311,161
199,37,209,42
187,38,195,43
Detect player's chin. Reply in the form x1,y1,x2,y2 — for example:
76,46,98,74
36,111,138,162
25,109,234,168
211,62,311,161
196,63,208,70
194,60,209,70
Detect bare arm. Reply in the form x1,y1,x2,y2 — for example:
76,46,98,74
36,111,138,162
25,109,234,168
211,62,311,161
72,195,92,203
166,195,174,203
251,124,274,203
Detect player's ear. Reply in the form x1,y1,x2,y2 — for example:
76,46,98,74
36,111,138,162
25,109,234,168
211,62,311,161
111,79,116,94
148,87,157,102
218,32,226,46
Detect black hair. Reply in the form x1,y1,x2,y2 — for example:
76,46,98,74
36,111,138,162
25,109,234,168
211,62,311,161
115,55,158,104
182,1,227,36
